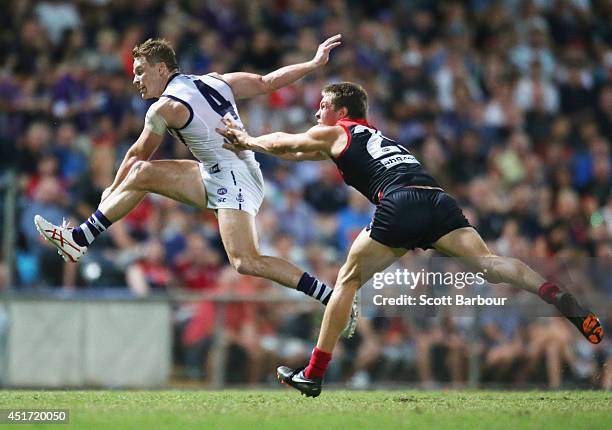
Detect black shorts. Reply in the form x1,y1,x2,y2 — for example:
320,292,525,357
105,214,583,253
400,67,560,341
367,187,471,250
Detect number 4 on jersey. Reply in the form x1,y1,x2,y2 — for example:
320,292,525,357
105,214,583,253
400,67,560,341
194,79,239,120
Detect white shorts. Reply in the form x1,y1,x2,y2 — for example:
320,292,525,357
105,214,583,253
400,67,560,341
198,162,264,216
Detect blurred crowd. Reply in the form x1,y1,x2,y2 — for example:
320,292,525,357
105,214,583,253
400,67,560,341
0,0,611,388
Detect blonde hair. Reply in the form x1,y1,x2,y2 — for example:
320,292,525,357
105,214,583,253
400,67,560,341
132,38,179,71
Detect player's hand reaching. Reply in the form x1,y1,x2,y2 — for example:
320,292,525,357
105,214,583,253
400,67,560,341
311,34,342,67
217,119,251,153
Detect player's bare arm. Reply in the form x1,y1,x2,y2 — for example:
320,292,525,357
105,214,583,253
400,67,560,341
214,34,341,99
218,119,347,158
101,98,189,202
275,151,328,161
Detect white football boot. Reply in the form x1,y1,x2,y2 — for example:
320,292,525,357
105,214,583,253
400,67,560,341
342,292,360,339
34,215,87,263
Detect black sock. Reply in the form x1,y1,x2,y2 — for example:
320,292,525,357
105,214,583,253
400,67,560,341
297,272,333,305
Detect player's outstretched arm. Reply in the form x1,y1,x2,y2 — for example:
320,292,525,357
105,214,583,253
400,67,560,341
276,151,328,161
219,34,341,100
217,119,342,158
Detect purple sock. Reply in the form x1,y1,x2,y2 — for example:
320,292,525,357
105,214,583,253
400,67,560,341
72,209,112,246
297,272,333,305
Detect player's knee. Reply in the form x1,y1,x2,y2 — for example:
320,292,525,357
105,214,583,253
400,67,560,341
336,266,360,291
230,255,259,276
126,161,153,189
126,155,140,170
479,255,508,284
131,160,149,174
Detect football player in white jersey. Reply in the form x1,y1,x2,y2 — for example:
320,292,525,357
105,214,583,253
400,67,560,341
34,35,358,336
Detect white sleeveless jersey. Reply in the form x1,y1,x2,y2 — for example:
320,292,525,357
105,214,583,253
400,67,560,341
161,73,258,168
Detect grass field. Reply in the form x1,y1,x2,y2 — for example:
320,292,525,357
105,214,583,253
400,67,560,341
0,390,610,429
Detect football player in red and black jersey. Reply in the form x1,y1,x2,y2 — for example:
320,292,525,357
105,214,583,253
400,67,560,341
219,82,604,398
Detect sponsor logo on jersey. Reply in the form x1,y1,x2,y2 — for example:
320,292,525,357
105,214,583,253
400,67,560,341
209,163,220,174
381,154,420,168
217,187,227,195
236,193,244,203
218,197,226,202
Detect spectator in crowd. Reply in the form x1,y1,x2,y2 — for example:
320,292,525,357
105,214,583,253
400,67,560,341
126,238,174,297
